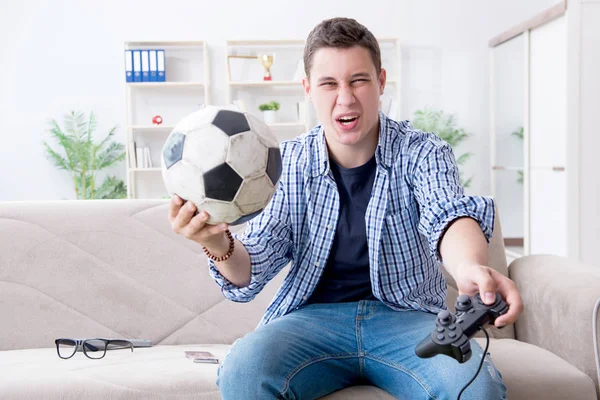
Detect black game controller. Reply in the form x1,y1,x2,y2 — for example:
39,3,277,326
415,292,509,363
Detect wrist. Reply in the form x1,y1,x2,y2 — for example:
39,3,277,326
202,230,235,262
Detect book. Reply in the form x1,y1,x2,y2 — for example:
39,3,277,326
185,350,219,364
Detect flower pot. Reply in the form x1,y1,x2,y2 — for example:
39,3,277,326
262,110,277,124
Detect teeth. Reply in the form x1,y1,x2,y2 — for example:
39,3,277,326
338,116,357,122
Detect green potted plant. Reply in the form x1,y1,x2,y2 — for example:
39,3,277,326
43,110,127,199
411,107,473,188
258,101,280,124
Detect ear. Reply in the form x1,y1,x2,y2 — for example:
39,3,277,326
379,68,387,95
302,77,311,99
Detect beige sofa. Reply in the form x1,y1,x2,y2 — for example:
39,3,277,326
0,199,598,399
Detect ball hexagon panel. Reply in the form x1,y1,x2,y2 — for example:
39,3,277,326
162,132,186,169
226,131,268,179
246,113,279,148
212,109,250,137
199,198,242,225
266,147,283,186
203,163,243,202
234,174,274,215
161,159,205,205
182,125,230,173
173,106,220,133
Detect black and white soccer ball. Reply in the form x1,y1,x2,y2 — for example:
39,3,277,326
161,106,282,226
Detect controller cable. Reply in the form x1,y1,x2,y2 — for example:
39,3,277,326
457,327,490,400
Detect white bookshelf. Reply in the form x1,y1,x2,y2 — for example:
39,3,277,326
224,38,401,144
225,39,309,144
124,40,210,199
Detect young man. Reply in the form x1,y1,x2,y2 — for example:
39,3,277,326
170,17,523,399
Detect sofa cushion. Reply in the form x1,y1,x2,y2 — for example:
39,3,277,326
1,339,595,400
473,338,597,400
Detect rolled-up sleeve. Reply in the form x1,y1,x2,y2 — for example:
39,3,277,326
207,167,293,303
410,132,495,262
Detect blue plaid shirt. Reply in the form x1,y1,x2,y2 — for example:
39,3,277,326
209,111,495,327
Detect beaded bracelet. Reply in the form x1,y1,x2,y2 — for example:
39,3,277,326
202,229,235,262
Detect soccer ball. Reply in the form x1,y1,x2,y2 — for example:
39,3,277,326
161,106,282,226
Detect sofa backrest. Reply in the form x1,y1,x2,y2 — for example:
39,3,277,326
0,199,512,351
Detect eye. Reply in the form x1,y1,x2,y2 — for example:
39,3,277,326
351,79,369,84
320,82,336,86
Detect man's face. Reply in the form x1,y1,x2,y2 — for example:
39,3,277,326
302,45,386,150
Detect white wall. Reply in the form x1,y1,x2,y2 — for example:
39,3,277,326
0,0,559,201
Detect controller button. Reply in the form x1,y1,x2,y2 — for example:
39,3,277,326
449,332,457,338
458,319,464,324
468,309,476,314
437,334,445,340
448,325,456,331
436,327,445,333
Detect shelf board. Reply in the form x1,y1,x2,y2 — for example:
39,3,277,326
227,40,305,46
130,168,162,172
125,41,205,47
268,122,306,128
228,80,302,88
127,82,205,88
130,125,175,131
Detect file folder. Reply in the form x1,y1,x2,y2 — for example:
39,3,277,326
132,50,142,82
125,50,133,82
149,50,157,82
141,50,150,82
157,50,166,82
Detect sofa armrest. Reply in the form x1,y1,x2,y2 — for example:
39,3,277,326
510,254,600,392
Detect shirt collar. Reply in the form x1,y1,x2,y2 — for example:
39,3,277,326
310,111,400,178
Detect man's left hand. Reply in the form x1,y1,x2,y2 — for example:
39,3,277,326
453,263,524,327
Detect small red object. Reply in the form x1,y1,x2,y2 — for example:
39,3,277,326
152,115,163,125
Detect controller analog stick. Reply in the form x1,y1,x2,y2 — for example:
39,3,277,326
437,310,452,325
456,294,472,311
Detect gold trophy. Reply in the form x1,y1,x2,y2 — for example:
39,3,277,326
259,54,274,81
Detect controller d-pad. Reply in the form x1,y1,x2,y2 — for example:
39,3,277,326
437,327,445,333
449,332,457,338
437,334,445,340
448,325,456,331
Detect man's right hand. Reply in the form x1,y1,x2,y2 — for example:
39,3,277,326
169,195,230,254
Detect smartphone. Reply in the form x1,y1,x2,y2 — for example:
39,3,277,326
185,350,219,364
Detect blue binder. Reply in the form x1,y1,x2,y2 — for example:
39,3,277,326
125,50,133,82
132,50,142,82
157,50,166,82
141,50,150,82
149,50,157,82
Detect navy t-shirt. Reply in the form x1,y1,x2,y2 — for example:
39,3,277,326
305,154,378,304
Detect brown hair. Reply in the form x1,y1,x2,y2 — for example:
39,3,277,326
303,17,381,79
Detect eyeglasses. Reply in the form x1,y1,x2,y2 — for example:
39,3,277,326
55,338,134,360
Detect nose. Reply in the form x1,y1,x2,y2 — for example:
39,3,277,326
336,84,356,106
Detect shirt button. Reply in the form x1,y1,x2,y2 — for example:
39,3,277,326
326,225,332,230
302,296,307,300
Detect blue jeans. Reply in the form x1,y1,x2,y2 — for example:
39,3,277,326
217,300,506,399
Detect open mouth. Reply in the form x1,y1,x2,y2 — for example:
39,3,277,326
335,115,360,131
337,115,359,125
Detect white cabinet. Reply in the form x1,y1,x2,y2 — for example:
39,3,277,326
490,0,600,264
124,41,210,200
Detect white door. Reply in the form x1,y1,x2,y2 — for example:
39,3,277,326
528,15,567,256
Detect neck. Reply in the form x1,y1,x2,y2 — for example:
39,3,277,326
327,124,379,169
